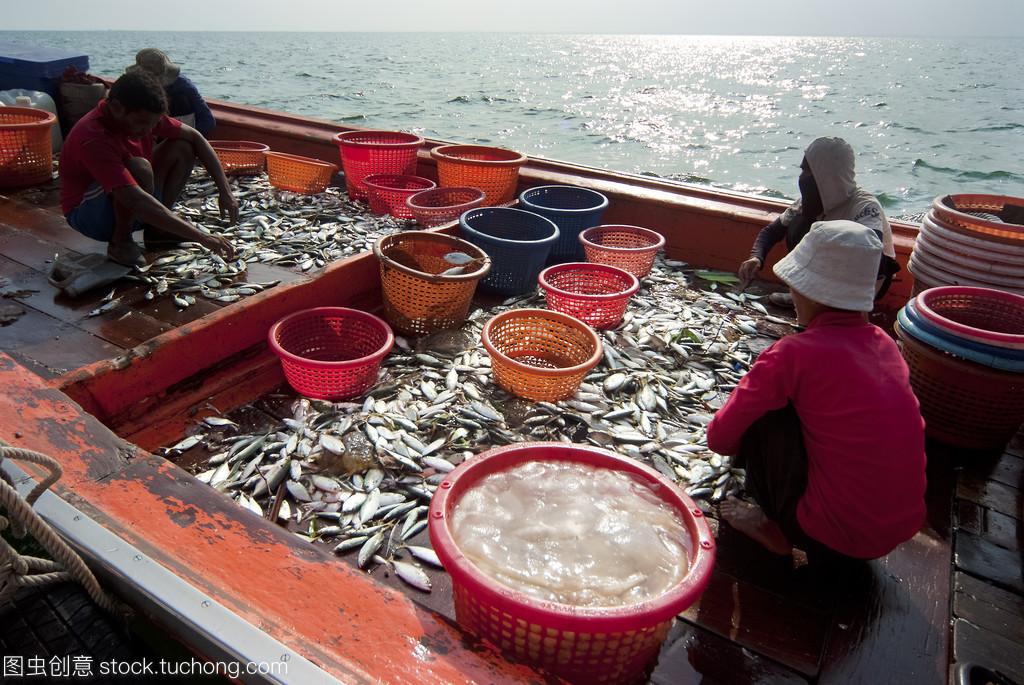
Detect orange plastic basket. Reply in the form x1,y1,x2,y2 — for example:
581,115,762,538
333,130,424,201
268,307,394,400
930,194,1024,245
429,442,715,685
481,309,602,402
209,140,269,176
0,106,56,187
406,186,486,227
579,225,666,279
430,144,527,206
362,174,436,218
265,151,336,194
373,231,491,336
895,320,1024,451
539,262,639,329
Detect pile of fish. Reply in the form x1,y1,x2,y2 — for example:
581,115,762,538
118,173,410,308
161,169,797,592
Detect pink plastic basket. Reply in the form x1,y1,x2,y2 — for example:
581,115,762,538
362,174,435,218
915,286,1024,350
579,225,666,278
406,186,486,227
268,307,394,400
539,262,639,329
429,442,715,685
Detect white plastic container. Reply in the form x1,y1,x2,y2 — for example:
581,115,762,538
0,88,62,152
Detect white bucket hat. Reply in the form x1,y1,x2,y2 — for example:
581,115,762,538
773,220,881,311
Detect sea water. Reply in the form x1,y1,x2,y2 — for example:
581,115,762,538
450,460,691,607
2,31,1022,216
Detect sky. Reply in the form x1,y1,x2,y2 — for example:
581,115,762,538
5,0,1024,36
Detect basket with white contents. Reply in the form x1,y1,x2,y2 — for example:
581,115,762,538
429,442,715,685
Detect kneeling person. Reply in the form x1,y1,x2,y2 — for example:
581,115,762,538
59,70,236,267
707,220,926,562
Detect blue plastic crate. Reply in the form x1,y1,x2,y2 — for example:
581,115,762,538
0,42,89,105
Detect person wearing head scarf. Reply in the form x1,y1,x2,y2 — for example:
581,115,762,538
708,220,926,562
737,137,901,304
130,48,216,137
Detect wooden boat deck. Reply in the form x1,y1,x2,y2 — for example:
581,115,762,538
1,151,1021,684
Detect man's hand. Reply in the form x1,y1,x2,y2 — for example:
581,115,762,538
218,188,240,225
198,232,235,261
738,257,763,290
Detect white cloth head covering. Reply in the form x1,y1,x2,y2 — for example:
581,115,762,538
773,220,881,311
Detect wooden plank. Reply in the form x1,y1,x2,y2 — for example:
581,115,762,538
958,471,1024,521
817,528,951,685
0,306,123,378
953,572,1024,643
955,529,1024,595
652,619,809,685
680,569,829,677
953,619,1024,685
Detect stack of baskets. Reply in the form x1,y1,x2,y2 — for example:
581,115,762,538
0,106,57,187
895,285,1024,451
909,194,1024,296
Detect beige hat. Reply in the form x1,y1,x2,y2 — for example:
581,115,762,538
773,220,881,311
134,48,181,86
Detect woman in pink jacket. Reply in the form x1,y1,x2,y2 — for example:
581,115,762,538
708,220,926,561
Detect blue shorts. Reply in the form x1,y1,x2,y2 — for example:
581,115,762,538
65,182,161,242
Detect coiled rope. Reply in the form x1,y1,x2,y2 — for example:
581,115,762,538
0,443,116,615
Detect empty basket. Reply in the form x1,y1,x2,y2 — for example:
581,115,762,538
431,144,527,206
406,186,486,227
482,308,602,402
334,130,424,201
518,185,609,264
209,140,269,176
265,151,336,194
363,174,436,218
579,225,666,279
460,207,559,296
539,262,639,329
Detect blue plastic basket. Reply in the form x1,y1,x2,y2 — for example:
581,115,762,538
897,306,1024,372
518,185,609,264
460,207,560,296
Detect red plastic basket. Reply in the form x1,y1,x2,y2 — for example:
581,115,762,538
429,442,715,685
895,320,1024,451
333,130,424,201
268,307,394,400
579,225,666,278
915,286,1024,350
265,151,336,194
373,231,491,336
481,309,603,402
406,186,486,227
209,140,269,176
0,106,57,187
430,144,527,206
539,262,639,329
362,174,435,218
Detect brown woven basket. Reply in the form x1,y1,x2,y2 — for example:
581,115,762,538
373,231,491,336
895,320,1024,451
482,309,603,402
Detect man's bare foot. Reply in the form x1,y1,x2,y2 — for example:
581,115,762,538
720,496,793,555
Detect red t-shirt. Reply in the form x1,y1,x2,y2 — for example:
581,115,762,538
706,311,927,559
58,100,182,215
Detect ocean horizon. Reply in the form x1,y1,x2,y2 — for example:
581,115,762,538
3,31,1022,216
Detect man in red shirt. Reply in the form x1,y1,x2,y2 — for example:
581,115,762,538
59,70,236,266
708,220,926,562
